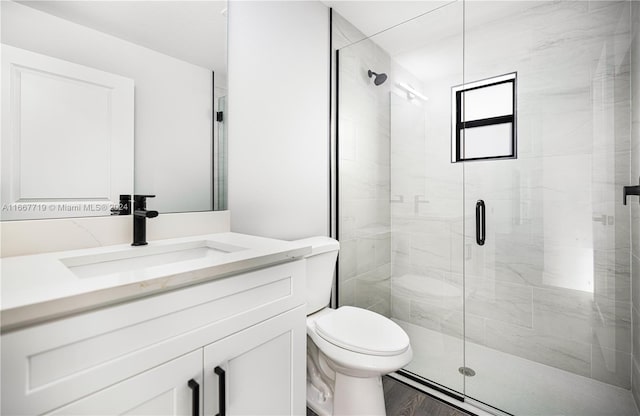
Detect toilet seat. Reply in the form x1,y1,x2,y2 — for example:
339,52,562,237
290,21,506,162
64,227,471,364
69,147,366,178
307,307,413,378
315,306,409,356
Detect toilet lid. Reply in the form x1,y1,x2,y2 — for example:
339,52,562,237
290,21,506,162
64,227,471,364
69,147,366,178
315,306,410,356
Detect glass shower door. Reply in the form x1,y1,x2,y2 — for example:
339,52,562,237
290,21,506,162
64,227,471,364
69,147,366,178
382,2,466,397
335,1,635,414
462,2,633,415
334,1,466,398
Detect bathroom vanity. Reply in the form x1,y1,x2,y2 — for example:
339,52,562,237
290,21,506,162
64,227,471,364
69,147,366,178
1,233,310,415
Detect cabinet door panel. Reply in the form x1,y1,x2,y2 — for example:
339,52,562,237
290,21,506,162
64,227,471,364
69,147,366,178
204,306,306,416
46,350,202,416
230,331,291,415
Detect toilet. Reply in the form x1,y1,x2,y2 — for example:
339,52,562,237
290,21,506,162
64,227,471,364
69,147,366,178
296,237,412,416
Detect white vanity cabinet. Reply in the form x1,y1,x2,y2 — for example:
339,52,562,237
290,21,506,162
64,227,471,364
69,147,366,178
1,259,307,416
47,350,203,416
203,307,306,416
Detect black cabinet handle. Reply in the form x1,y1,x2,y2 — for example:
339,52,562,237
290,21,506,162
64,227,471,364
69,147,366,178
187,379,199,416
214,366,226,416
476,200,485,246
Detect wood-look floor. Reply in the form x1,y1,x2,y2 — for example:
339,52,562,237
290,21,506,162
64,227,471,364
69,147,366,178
307,375,470,416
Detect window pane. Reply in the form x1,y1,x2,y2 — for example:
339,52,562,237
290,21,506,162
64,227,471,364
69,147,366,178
461,123,513,159
462,82,513,121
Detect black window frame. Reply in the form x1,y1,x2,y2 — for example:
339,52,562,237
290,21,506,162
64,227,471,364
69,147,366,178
452,74,517,163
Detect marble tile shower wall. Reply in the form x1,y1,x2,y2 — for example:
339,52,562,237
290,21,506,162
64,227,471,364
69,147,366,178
390,1,634,388
334,12,392,316
389,52,466,339
631,1,640,408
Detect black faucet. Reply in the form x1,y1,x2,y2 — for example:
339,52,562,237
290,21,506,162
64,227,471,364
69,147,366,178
132,195,158,246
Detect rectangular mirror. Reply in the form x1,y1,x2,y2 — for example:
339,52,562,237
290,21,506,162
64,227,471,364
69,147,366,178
1,0,228,220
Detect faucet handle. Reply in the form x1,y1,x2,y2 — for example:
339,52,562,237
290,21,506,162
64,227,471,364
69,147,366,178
133,194,156,201
133,194,156,209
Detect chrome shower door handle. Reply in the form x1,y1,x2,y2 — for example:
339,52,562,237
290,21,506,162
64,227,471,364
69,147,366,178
476,200,485,246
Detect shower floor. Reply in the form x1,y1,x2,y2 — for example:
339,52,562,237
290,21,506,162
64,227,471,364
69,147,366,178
395,319,639,416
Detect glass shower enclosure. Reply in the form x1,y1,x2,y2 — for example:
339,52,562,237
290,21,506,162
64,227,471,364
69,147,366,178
334,2,636,415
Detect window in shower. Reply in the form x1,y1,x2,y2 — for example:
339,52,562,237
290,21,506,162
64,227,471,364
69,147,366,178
451,72,516,162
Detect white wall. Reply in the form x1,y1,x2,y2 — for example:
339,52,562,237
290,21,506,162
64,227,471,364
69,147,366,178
1,1,213,213
227,1,329,240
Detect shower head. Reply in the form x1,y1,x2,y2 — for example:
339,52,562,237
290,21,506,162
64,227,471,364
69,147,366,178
368,70,388,86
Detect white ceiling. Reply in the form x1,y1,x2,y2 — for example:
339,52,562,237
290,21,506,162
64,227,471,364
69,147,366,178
16,1,227,77
17,0,546,86
325,0,545,82
325,0,463,82
327,0,545,56
322,0,451,40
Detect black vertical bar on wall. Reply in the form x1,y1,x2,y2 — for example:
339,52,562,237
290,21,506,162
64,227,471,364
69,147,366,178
455,90,462,162
335,47,340,308
212,71,216,210
512,76,517,159
329,8,333,239
475,200,485,246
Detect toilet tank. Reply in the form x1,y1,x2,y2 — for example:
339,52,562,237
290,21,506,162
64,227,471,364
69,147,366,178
294,236,340,315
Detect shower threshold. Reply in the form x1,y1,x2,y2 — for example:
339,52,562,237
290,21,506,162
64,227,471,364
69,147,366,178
393,319,639,416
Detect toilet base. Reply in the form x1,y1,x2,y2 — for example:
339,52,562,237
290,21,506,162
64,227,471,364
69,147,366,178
307,372,386,416
333,372,386,416
307,380,333,416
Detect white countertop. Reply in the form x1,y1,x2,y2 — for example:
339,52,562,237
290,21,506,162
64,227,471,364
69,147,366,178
1,232,310,332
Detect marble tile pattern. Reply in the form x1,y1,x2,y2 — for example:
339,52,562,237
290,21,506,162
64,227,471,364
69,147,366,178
334,11,392,314
337,0,635,401
386,10,466,394
631,0,640,409
385,0,634,391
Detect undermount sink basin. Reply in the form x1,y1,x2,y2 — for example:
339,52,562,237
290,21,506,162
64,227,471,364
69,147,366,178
60,240,247,279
